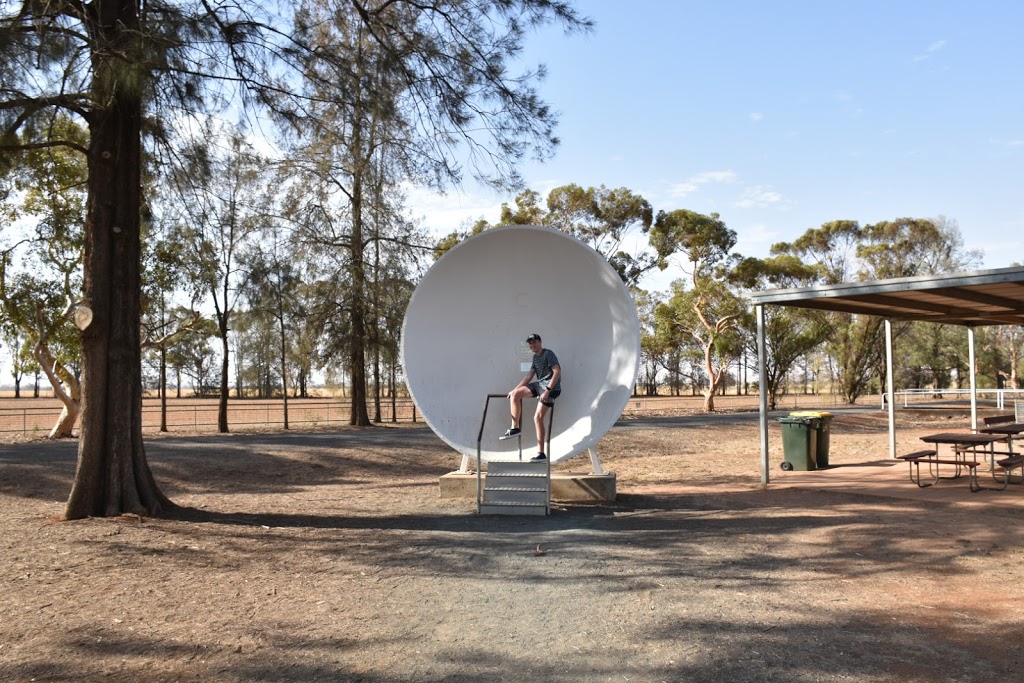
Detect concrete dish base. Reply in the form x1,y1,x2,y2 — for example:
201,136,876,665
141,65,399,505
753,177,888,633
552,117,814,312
439,471,616,502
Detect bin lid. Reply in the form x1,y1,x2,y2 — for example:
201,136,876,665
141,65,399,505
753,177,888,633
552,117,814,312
778,416,820,425
789,411,833,418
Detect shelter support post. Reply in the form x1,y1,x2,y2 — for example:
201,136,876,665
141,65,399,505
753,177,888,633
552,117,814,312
885,319,896,459
756,304,769,485
968,327,978,432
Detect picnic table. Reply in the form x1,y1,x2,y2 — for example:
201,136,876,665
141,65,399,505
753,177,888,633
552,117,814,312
909,432,1011,492
979,421,1024,454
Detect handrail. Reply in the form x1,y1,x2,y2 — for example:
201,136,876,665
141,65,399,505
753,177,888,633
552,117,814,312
476,393,506,510
475,392,555,514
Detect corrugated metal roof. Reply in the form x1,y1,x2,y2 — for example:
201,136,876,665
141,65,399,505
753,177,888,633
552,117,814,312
748,266,1024,327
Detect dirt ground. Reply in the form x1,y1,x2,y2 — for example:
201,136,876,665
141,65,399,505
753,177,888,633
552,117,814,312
2,408,1023,682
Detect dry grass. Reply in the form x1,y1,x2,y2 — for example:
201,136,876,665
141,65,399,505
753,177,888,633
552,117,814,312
1,408,1022,682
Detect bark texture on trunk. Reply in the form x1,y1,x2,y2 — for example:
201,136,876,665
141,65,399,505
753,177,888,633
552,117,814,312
64,1,172,519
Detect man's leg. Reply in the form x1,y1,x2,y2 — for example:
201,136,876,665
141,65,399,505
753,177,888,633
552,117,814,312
534,402,551,453
510,386,532,429
500,387,532,440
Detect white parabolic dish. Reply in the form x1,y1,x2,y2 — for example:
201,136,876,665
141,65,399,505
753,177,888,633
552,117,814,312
401,225,640,464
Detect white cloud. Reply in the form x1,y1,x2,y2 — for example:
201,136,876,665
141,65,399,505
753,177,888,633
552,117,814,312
737,223,783,256
833,89,854,102
403,184,505,237
669,170,738,197
990,137,1024,148
913,39,947,62
735,185,787,209
749,112,764,122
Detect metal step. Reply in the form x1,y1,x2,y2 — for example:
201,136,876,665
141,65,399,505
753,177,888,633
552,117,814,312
483,486,548,505
485,472,548,479
479,502,548,516
484,486,547,492
479,456,550,515
488,460,548,473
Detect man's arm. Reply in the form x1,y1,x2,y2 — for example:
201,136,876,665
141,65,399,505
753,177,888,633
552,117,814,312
542,364,560,400
510,368,536,396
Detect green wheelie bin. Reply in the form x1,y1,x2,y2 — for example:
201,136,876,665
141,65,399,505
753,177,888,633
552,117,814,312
778,416,820,471
790,411,833,468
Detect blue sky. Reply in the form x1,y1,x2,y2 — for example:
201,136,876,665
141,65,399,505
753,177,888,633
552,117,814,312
409,0,1024,292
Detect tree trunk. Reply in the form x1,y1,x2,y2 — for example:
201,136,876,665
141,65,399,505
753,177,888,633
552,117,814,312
49,401,80,440
218,318,229,432
348,172,370,426
160,346,168,432
65,0,171,519
279,307,289,430
702,343,717,412
390,361,397,423
159,299,168,432
35,341,80,439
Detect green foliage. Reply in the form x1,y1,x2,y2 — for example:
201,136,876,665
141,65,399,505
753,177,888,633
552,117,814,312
434,219,490,260
0,115,88,396
733,255,832,409
650,210,746,411
496,183,657,285
771,217,981,403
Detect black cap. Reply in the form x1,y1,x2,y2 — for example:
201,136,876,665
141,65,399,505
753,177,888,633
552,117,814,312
526,333,541,343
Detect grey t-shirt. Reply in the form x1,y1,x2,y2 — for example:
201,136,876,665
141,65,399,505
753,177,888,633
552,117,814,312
532,348,561,391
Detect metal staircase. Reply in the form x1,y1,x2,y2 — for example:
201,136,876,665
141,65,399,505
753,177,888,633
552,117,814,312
479,459,550,515
476,393,553,515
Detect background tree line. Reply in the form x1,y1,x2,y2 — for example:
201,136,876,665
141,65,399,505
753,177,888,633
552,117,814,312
438,186,1023,411
4,144,1023,433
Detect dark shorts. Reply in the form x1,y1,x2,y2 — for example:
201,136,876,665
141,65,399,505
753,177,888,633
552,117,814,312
528,382,561,407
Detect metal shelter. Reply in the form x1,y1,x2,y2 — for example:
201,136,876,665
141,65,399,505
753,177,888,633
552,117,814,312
749,265,1024,484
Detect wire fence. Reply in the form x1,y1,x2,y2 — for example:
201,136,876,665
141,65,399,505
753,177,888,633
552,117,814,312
0,398,422,437
0,391,849,437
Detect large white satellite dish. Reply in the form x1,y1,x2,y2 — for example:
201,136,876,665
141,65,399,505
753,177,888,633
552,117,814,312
402,225,640,465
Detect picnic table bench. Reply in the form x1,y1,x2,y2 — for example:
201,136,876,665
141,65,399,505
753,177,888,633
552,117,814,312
978,414,1024,457
991,454,1024,490
900,449,982,491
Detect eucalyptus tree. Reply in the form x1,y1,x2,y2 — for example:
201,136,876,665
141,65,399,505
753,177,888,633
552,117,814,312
731,255,831,410
242,229,301,426
169,127,273,432
230,307,278,398
633,288,664,396
1,0,588,518
434,218,489,260
0,116,87,436
1,326,29,397
141,221,202,430
498,189,546,226
650,210,746,412
366,192,422,422
288,281,320,398
894,322,967,394
498,184,656,286
176,320,220,397
772,218,981,404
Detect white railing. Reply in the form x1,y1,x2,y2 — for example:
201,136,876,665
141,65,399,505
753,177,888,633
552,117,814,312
894,388,1024,410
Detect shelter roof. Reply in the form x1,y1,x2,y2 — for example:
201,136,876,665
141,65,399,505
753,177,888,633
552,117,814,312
748,265,1024,327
